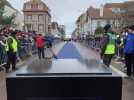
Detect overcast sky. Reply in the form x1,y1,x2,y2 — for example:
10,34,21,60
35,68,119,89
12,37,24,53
8,0,128,34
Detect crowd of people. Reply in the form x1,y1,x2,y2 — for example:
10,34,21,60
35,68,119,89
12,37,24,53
36,33,57,59
0,27,58,73
81,24,134,78
0,28,37,72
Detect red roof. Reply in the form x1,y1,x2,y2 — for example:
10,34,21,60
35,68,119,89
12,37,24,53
87,6,100,18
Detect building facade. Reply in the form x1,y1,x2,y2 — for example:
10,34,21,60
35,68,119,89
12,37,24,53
72,28,79,40
51,22,59,37
23,0,51,35
76,13,88,38
51,22,66,38
58,25,66,38
75,3,124,37
123,1,134,27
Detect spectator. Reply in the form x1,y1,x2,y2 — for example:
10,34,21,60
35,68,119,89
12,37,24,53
124,25,134,77
0,27,38,72
36,34,45,59
6,31,18,73
45,34,57,59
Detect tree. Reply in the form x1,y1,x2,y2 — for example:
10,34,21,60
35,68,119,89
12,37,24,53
0,0,5,22
0,0,16,28
1,15,16,27
94,27,104,35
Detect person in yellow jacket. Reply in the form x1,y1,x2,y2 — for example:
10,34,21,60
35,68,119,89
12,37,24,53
5,31,18,73
101,24,117,67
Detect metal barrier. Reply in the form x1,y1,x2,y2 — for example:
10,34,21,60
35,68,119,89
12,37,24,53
82,38,125,60
0,39,61,67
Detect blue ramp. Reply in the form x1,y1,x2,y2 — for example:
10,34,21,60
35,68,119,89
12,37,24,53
57,43,81,59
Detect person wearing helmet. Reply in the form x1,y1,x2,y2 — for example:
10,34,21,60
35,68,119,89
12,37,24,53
101,24,117,67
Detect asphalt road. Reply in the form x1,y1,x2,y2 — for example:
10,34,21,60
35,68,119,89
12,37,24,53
0,42,134,100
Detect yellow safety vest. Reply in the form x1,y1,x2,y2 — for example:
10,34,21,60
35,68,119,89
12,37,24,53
104,33,116,54
105,44,115,54
5,37,18,53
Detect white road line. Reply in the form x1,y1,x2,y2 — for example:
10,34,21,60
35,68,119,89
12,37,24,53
110,65,127,77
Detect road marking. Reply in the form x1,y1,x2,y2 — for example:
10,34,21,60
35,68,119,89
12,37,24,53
110,65,127,77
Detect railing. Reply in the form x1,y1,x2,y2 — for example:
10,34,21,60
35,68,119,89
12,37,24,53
0,39,61,69
80,37,125,60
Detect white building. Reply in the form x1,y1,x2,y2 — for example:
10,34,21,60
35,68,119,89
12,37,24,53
75,4,122,36
51,22,66,38
58,25,66,38
76,13,88,38
23,0,51,35
88,17,119,34
59,25,66,33
87,4,122,34
51,22,60,37
3,1,24,30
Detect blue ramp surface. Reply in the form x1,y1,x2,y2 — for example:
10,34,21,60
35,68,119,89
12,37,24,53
57,43,81,59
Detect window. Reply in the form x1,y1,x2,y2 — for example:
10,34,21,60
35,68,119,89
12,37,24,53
26,4,31,9
38,24,44,32
106,20,110,24
26,24,32,31
27,15,32,21
24,15,28,21
97,20,101,27
112,8,121,13
25,15,32,21
32,15,38,21
31,4,38,9
38,4,43,10
38,15,43,22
